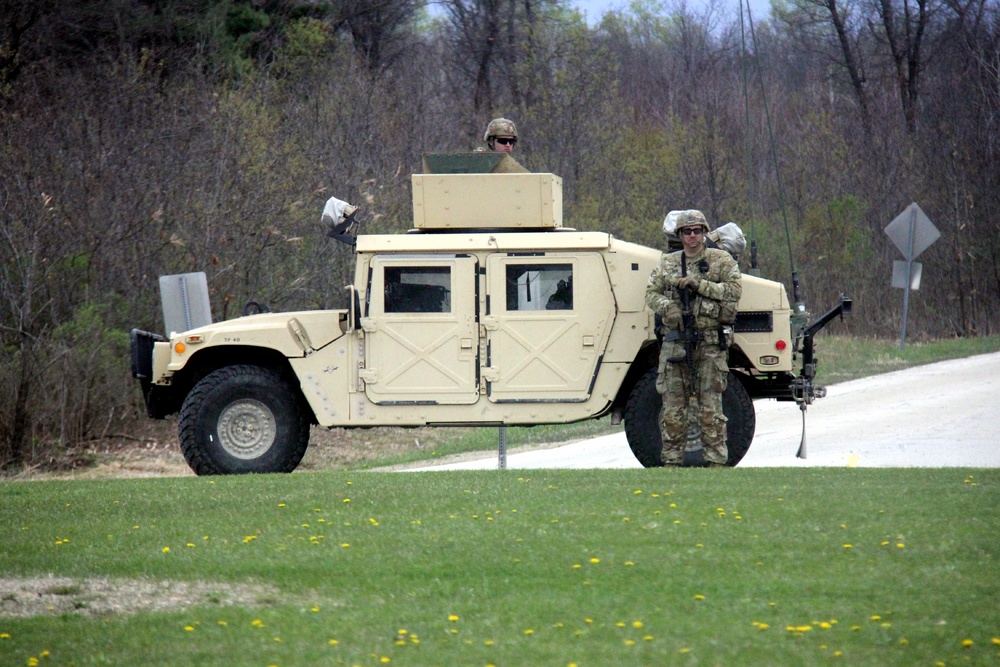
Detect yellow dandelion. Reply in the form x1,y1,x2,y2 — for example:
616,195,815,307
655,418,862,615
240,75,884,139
524,628,535,635
184,625,195,632
0,633,9,639
632,621,644,629
694,594,705,601
328,639,339,646
448,614,459,622
896,543,905,548
161,547,170,553
251,619,265,628
644,634,654,641
624,639,636,646
589,558,600,564
992,637,1000,645
961,638,974,648
218,620,228,626
843,544,853,549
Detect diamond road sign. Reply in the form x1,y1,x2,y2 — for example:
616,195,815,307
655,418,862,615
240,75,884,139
885,202,940,260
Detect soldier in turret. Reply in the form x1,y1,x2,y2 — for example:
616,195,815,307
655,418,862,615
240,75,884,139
484,117,518,153
645,210,742,467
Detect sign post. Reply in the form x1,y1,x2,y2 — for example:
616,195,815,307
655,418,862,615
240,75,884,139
884,203,939,350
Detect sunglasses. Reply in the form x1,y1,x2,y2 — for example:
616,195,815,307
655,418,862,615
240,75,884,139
678,227,703,236
494,137,516,146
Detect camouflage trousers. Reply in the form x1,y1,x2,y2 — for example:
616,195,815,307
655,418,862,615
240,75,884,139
655,339,729,466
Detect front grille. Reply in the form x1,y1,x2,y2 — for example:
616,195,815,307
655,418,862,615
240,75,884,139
734,311,773,333
131,329,165,379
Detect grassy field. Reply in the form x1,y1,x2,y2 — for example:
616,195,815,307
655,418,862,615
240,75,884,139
2,469,998,666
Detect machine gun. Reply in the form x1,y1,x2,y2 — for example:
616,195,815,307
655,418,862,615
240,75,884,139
790,294,853,458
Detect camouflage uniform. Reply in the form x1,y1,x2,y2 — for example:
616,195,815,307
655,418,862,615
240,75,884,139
646,243,742,466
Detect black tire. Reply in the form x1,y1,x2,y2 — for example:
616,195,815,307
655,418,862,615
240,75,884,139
178,365,310,475
623,367,756,467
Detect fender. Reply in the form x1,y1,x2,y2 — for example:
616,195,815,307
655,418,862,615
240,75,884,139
157,310,349,378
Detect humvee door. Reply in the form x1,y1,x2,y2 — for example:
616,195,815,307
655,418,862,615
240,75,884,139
483,253,615,402
362,255,479,404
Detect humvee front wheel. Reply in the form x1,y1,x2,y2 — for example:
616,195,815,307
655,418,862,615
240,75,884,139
623,367,755,467
179,365,310,475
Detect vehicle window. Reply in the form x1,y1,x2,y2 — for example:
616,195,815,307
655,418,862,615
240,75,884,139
505,264,573,311
384,266,452,313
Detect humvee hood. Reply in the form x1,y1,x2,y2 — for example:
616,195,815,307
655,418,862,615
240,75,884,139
170,310,348,358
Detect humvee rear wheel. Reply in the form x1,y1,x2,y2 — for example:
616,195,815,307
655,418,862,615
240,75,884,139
179,365,310,475
623,367,755,467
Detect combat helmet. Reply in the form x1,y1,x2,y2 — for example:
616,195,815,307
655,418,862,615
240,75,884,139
663,209,711,237
484,117,518,148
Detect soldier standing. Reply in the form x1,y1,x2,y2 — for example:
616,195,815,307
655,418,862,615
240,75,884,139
645,210,742,467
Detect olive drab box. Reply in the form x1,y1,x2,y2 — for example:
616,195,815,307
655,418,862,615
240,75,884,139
130,153,849,476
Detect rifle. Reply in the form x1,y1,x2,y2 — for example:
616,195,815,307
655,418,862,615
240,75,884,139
668,254,706,467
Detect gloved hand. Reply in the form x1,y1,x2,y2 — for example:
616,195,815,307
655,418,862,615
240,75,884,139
676,275,702,292
662,302,682,328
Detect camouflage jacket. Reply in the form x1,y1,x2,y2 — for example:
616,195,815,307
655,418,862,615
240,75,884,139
645,247,742,331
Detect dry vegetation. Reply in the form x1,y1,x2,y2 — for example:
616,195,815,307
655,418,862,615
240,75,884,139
2,0,998,472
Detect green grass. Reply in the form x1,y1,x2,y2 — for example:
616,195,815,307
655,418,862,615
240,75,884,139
2,469,998,666
813,333,1000,385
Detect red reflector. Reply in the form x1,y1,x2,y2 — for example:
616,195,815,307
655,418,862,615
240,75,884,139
775,339,787,351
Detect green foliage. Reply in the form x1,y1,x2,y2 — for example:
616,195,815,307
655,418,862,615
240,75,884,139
0,469,997,665
573,125,682,247
271,17,333,77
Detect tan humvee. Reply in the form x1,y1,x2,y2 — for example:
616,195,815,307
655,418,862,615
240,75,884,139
131,154,849,475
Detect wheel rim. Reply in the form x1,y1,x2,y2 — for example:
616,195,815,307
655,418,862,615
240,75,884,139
216,398,276,460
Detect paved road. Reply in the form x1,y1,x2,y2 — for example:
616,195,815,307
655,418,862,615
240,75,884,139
412,352,1000,470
